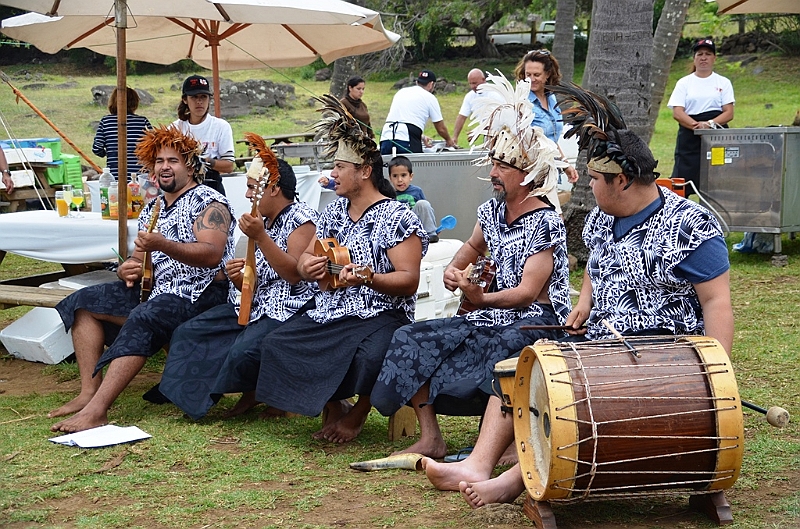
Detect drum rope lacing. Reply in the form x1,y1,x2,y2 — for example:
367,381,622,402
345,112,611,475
542,341,740,502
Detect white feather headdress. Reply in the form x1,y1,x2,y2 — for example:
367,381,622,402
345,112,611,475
469,70,566,197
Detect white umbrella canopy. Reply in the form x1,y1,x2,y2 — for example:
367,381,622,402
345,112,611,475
715,0,800,14
1,12,399,70
0,0,400,257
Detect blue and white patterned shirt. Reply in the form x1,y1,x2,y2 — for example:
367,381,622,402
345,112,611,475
308,197,427,323
583,187,725,339
230,201,319,323
466,198,572,327
139,185,235,302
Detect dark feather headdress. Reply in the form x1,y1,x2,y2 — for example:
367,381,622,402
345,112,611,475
548,82,657,182
469,71,565,197
243,132,280,188
134,125,206,182
312,94,378,165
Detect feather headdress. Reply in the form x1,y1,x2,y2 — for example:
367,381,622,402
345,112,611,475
312,94,378,165
468,71,565,197
134,124,206,182
243,132,281,188
548,82,657,181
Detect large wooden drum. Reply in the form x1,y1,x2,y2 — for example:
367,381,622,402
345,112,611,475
513,336,743,503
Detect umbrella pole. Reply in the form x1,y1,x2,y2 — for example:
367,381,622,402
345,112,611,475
0,71,103,174
116,0,129,259
211,24,221,118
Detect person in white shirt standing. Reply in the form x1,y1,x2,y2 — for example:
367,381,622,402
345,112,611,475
380,70,455,155
172,75,236,196
667,38,735,194
451,68,486,145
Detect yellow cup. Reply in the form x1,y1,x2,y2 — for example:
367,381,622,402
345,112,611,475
55,191,69,217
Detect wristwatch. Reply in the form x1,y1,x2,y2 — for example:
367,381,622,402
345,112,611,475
1,168,10,176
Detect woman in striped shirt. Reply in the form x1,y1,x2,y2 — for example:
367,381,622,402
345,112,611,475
92,87,152,179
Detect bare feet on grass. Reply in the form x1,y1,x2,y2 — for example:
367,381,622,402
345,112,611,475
422,457,492,492
50,405,108,433
459,478,523,509
391,437,447,459
313,399,371,443
222,391,259,418
47,392,95,419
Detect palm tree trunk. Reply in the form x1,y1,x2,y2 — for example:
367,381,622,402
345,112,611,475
567,0,654,264
553,0,577,82
645,0,692,143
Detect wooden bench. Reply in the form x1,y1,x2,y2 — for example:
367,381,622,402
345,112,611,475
0,285,74,310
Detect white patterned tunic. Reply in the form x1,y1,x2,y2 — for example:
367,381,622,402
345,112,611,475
228,201,319,323
139,185,236,303
307,197,428,323
583,187,724,340
466,198,572,327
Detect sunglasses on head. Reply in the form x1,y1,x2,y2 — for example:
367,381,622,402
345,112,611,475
528,49,551,57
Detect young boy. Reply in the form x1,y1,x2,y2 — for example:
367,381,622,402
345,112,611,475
388,156,439,242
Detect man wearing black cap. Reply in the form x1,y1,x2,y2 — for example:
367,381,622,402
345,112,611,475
159,155,319,420
172,74,236,196
379,69,456,155
668,38,735,193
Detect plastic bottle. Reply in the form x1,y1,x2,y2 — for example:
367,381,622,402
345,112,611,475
128,173,143,218
108,179,119,220
98,168,113,219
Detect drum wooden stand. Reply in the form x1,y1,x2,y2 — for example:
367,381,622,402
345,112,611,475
522,490,733,529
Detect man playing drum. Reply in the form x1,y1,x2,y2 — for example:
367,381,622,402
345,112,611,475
370,71,573,459
423,83,734,509
50,125,235,434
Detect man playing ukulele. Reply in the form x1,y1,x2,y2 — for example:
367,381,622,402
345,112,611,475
371,71,573,460
50,125,234,433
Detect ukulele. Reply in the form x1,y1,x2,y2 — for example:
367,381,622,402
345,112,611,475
140,197,162,302
237,178,265,325
238,131,282,325
456,255,497,315
314,238,373,291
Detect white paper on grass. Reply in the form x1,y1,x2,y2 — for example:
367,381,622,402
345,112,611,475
49,424,151,448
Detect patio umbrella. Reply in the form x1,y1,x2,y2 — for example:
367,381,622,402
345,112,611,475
0,0,400,257
715,0,800,14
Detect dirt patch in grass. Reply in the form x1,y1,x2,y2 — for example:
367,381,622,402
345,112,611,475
0,355,160,397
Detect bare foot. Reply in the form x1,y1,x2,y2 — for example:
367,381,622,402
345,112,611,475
497,442,518,467
422,457,491,491
50,406,108,433
459,478,522,509
222,392,259,418
257,406,288,419
47,393,95,418
318,406,368,443
391,437,447,459
312,400,353,440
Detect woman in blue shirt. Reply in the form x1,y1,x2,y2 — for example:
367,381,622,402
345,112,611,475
514,50,578,185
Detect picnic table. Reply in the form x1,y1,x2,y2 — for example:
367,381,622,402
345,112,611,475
0,162,63,212
235,131,319,168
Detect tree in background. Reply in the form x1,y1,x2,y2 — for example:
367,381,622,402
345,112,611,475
647,0,692,142
564,0,656,263
371,0,530,59
553,0,578,82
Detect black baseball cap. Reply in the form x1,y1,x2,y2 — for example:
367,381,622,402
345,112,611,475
182,75,213,96
692,38,716,54
417,70,437,85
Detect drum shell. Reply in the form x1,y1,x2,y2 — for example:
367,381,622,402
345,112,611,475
513,336,743,502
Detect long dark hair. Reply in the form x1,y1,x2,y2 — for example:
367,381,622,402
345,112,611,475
363,152,395,199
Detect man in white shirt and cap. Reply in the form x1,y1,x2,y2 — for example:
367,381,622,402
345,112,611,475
380,70,456,155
